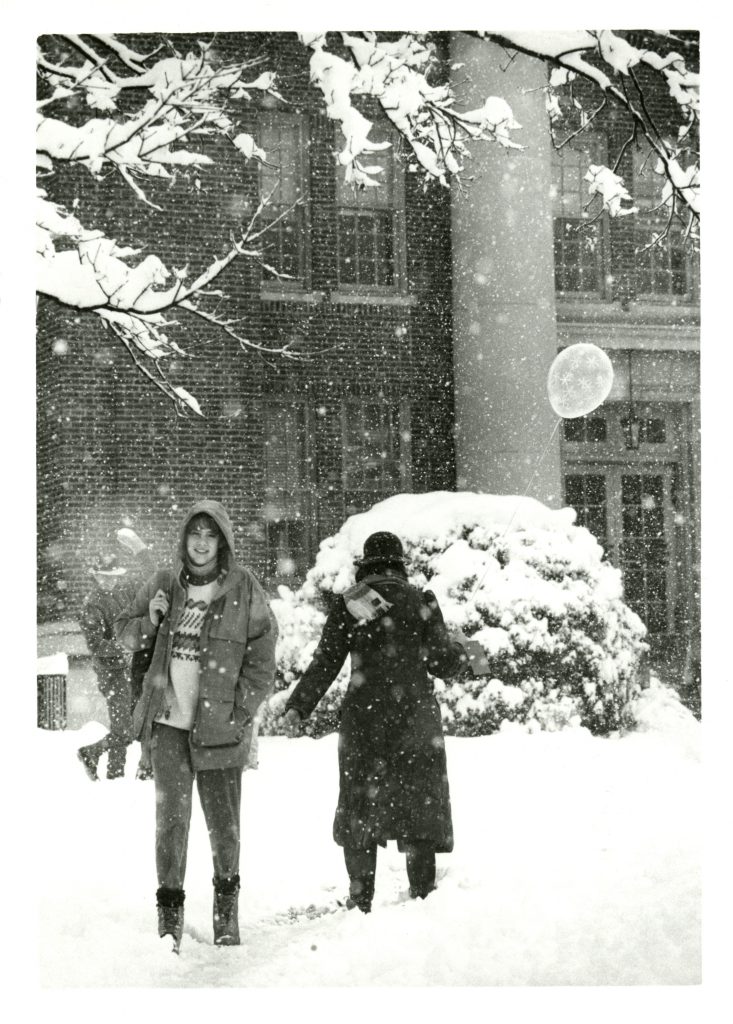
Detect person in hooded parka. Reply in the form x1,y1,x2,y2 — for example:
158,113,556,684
77,529,156,782
115,500,277,951
282,531,467,913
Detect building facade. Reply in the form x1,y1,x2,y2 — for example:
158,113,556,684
36,32,700,700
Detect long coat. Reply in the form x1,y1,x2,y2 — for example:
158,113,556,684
285,571,465,852
80,548,157,700
114,501,278,771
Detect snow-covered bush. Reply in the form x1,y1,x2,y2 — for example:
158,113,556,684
263,492,648,738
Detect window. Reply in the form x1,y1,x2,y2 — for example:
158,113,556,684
563,414,608,443
262,401,316,579
335,128,405,290
342,400,411,513
620,473,669,633
259,115,308,286
562,405,684,638
551,137,606,296
631,145,694,299
564,473,609,552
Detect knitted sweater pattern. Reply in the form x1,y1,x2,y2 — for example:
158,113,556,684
155,580,216,730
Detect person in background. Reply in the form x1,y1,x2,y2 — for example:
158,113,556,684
115,500,278,952
281,531,468,914
76,528,155,781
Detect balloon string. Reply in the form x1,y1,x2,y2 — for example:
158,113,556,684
470,416,563,599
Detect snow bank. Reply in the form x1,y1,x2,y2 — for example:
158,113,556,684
35,710,700,988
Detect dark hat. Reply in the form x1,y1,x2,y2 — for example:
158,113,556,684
88,552,127,577
359,531,405,568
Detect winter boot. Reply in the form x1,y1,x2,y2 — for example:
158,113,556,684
77,745,100,782
345,875,374,914
135,762,154,781
156,886,185,953
343,846,376,914
406,843,437,900
213,875,240,946
345,894,372,914
106,755,126,780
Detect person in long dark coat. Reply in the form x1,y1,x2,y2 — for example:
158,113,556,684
282,531,467,913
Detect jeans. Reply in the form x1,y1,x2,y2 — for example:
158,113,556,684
86,660,134,775
151,723,243,890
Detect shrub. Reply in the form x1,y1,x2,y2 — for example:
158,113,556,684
263,492,648,737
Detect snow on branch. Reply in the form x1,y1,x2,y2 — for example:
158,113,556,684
299,31,522,189
482,30,699,226
37,30,699,413
37,186,302,369
584,165,637,217
37,34,293,412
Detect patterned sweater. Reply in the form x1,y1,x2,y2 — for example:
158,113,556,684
154,580,217,730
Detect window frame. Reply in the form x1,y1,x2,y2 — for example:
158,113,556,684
340,397,412,515
551,134,610,300
257,111,311,292
630,144,697,303
261,397,318,583
334,125,407,295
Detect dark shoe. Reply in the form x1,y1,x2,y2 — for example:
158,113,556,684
156,887,185,953
409,884,437,900
135,763,154,781
345,895,372,914
213,875,240,946
77,746,99,782
107,763,126,780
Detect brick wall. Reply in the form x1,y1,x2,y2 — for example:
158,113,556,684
36,31,457,616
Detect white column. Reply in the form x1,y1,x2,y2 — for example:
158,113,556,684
450,34,562,506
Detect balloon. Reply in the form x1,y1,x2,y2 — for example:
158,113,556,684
547,343,614,419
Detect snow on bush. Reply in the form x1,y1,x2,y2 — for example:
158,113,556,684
625,675,701,761
264,492,648,738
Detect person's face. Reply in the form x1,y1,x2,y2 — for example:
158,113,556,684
186,522,220,566
94,573,120,592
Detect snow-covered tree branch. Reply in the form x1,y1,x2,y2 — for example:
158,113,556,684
480,31,699,226
37,31,699,414
37,34,289,415
300,30,698,225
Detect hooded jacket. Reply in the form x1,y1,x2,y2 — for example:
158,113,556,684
114,500,278,771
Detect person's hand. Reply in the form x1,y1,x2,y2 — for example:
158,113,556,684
118,527,147,556
149,589,170,626
281,708,303,737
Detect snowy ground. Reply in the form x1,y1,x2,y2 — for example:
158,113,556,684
35,694,701,992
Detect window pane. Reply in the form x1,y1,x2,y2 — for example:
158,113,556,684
343,402,408,506
337,210,394,287
634,217,689,297
622,475,642,503
643,476,663,500
554,218,600,293
337,147,393,209
564,419,584,442
259,118,305,282
336,129,398,289
584,475,606,504
565,475,583,504
623,506,642,535
265,405,305,492
262,403,311,578
586,417,607,442
646,602,666,633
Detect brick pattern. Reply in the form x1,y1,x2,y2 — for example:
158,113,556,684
36,32,699,617
36,32,457,615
